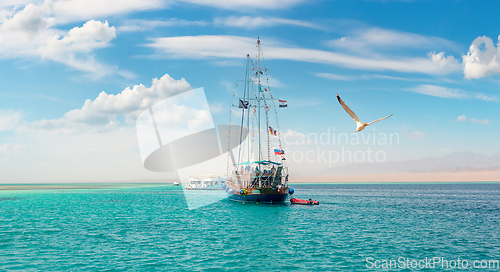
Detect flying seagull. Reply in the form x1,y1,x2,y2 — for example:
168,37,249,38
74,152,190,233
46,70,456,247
336,93,393,132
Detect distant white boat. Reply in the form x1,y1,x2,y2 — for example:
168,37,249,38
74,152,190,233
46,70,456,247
184,175,227,190
172,182,181,186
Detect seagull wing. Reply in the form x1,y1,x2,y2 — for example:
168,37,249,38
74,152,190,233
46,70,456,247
368,114,393,125
336,94,360,124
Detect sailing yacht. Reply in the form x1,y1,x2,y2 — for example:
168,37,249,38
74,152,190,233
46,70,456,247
225,38,292,204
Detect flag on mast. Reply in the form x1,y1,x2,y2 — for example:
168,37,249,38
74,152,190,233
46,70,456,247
279,99,287,108
239,99,249,109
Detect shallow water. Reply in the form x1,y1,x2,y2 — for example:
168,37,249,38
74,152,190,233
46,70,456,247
1,184,500,271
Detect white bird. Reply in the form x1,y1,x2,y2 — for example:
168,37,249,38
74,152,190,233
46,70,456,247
336,93,393,132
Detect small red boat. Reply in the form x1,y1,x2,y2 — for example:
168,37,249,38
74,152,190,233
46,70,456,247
290,198,319,205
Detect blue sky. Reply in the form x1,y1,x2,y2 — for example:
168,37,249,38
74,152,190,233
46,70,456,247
1,0,500,182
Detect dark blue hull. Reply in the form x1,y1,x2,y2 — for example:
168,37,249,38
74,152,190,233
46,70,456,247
227,192,289,204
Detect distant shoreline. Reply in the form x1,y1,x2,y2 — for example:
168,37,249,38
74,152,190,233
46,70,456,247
0,183,171,191
1,180,500,191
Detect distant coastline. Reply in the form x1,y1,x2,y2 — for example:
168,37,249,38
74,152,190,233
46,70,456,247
2,169,500,190
0,183,170,191
290,169,500,183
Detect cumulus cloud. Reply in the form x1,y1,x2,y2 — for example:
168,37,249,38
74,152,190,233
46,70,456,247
0,3,131,78
462,35,500,80
2,2,54,35
428,51,461,73
457,115,466,122
24,74,191,133
406,84,497,101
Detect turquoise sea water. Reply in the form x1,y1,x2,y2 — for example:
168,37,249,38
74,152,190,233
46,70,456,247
1,184,500,271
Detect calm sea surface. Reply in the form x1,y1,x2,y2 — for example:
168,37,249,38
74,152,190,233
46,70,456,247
1,184,500,271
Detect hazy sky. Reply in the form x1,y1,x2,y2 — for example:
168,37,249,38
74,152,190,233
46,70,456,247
1,0,499,182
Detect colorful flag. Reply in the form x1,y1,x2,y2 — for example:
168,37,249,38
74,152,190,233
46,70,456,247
269,126,277,136
279,99,287,108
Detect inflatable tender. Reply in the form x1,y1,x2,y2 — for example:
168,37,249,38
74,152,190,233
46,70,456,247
290,198,319,205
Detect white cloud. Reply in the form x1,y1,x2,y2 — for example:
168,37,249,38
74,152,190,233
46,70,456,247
328,28,461,74
0,143,25,153
0,3,131,78
211,60,242,67
179,0,304,10
52,0,165,24
214,16,319,29
0,1,40,9
0,109,22,131
463,35,500,80
316,72,416,82
2,2,54,35
406,84,497,101
0,126,175,183
2,0,305,26
315,73,355,81
470,118,490,125
329,27,457,53
455,115,489,124
428,51,461,73
22,74,191,133
117,18,208,32
147,35,452,75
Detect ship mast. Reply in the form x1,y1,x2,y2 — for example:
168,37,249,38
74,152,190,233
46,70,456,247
257,38,262,162
246,54,251,163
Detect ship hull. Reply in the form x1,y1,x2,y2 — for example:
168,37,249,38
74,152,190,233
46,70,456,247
227,192,289,204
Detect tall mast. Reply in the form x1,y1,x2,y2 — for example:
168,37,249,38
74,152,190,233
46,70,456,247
246,54,250,163
257,38,261,162
238,54,250,165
